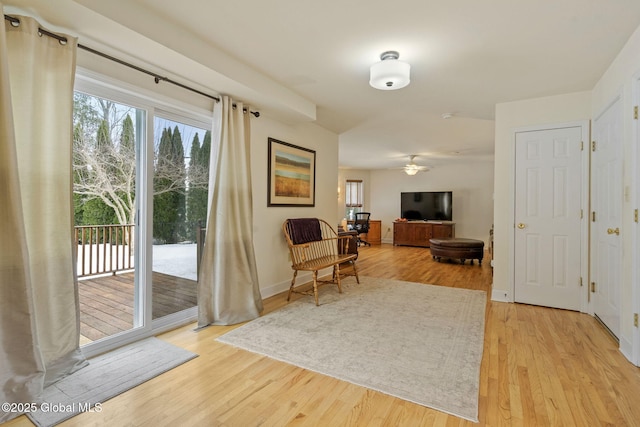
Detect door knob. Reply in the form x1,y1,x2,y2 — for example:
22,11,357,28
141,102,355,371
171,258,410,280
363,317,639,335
517,223,526,229
607,227,620,235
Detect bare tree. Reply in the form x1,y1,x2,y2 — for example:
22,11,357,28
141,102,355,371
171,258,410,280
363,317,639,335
73,119,136,226
73,116,209,229
73,93,211,240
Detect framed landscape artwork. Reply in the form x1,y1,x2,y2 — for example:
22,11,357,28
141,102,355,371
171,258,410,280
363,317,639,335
267,138,316,207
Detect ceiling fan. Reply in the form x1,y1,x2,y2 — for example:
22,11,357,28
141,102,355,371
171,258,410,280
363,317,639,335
403,155,429,175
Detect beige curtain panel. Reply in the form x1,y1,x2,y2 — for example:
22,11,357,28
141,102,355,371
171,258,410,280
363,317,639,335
197,96,263,327
0,11,86,423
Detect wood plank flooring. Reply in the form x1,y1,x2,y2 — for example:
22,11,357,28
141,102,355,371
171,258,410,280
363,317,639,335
6,243,640,426
79,271,197,342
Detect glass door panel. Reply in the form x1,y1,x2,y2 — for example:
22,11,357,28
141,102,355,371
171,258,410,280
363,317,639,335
152,117,210,320
73,92,142,345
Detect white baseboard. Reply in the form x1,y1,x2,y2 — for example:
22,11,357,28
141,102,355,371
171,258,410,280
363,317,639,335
619,335,637,366
260,269,334,299
260,278,293,299
491,287,511,302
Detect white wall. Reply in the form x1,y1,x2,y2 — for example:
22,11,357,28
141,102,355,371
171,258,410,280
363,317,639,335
251,118,339,298
493,91,592,301
339,162,495,245
591,23,640,360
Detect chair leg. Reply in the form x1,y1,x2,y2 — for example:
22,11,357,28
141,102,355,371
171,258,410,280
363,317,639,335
352,261,360,284
357,236,370,246
312,270,319,306
335,264,343,294
287,270,298,301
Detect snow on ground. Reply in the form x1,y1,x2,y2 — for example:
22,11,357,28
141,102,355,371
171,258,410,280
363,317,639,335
152,243,197,280
77,243,197,281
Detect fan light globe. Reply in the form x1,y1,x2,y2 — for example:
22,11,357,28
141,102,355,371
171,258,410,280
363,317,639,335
404,165,420,175
370,51,410,90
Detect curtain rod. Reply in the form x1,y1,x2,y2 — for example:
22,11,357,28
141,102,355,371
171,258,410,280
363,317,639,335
3,14,260,117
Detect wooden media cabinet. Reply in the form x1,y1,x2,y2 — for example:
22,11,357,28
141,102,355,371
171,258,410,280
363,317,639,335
393,221,455,247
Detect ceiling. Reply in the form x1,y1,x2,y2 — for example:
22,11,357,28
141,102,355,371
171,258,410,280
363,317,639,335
8,0,640,170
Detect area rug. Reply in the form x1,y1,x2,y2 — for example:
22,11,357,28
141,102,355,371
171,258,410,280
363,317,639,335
217,276,486,422
28,337,198,427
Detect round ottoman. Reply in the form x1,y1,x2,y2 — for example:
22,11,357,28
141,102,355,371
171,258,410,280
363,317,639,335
429,237,485,265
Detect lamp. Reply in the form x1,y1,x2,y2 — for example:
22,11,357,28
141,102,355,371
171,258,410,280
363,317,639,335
369,51,410,90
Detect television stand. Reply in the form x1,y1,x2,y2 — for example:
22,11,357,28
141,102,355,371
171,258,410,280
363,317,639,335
393,221,455,247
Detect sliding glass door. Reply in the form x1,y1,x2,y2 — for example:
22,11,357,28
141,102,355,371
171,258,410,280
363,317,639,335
151,115,210,323
73,74,212,354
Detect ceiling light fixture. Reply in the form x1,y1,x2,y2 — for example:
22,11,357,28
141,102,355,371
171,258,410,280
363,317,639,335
369,51,410,90
404,164,420,176
403,155,427,175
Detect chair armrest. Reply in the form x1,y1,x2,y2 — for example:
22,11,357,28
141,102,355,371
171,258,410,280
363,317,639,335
337,233,358,255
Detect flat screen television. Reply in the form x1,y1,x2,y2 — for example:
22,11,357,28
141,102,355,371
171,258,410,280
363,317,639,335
401,191,453,221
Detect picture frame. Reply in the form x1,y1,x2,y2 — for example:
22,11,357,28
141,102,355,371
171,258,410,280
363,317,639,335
267,137,316,207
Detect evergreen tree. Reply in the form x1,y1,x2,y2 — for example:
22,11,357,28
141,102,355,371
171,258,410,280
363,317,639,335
190,133,201,165
154,128,175,243
116,114,136,245
186,133,201,232
186,133,210,240
198,130,211,218
153,127,187,243
81,198,117,230
171,126,186,241
118,114,136,209
120,114,135,153
201,130,211,168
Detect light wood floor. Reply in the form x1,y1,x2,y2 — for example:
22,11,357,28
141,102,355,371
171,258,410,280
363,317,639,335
7,244,640,426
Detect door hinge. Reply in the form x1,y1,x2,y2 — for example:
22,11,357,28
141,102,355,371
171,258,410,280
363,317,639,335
592,140,596,152
635,209,639,223
634,106,638,120
590,282,596,293
580,209,583,219
580,141,584,151
635,313,639,328
592,211,596,222
580,277,583,287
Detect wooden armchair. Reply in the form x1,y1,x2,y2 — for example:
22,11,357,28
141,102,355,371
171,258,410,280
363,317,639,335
283,218,360,305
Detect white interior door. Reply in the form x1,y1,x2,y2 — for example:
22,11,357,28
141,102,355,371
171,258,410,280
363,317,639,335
514,126,583,310
591,97,623,338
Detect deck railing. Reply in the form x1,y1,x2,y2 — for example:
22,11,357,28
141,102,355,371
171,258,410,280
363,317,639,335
196,225,206,278
75,224,134,278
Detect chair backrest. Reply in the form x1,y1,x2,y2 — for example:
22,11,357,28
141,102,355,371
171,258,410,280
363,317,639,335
353,212,371,233
282,218,340,266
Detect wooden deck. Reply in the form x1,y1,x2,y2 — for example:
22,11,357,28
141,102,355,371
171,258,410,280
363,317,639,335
78,271,197,343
